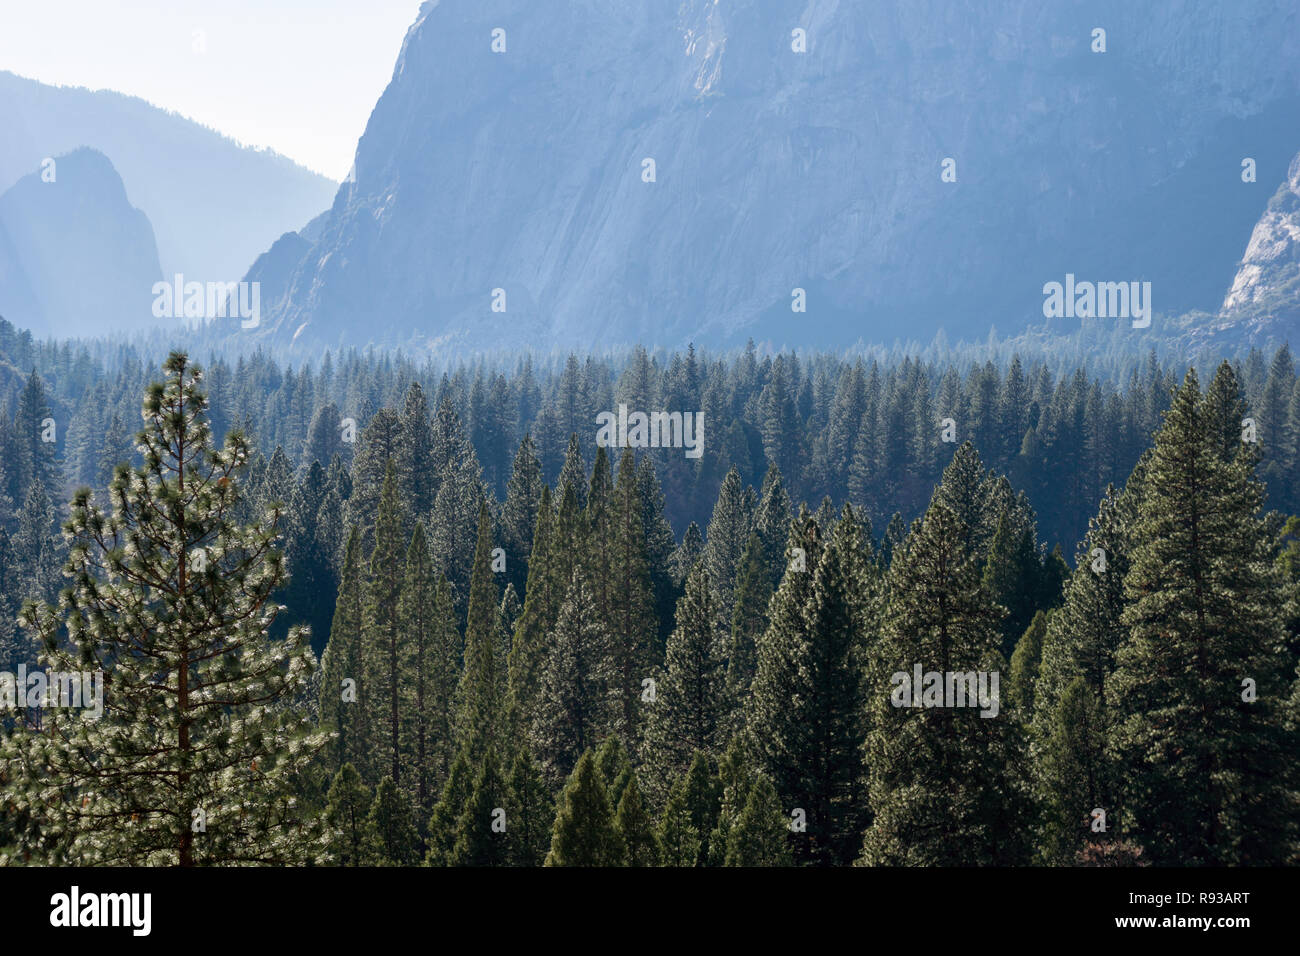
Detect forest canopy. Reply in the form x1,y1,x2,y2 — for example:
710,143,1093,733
1,328,1298,866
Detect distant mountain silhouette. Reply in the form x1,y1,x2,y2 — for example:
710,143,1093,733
0,71,336,299
0,148,162,337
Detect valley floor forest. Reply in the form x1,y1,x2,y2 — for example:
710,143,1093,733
1,324,1298,867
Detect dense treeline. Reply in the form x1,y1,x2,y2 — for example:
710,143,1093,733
303,362,1297,867
4,316,1300,651
1,332,1298,865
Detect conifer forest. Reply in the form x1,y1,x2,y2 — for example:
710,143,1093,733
1,323,1297,869
4,10,1300,935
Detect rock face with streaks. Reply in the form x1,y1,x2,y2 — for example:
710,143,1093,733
1215,151,1300,340
253,0,1300,352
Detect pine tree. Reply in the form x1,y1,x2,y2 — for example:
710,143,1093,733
12,369,58,507
366,776,420,865
317,458,351,577
425,752,473,866
319,525,367,775
614,774,660,866
505,750,553,867
0,529,22,674
96,410,130,492
860,491,1030,866
303,402,343,473
364,461,407,784
345,408,405,556
727,531,771,700
556,434,588,511
1037,675,1112,862
282,461,334,647
400,383,437,517
13,478,61,604
323,763,373,866
822,361,867,503
999,355,1030,464
1110,365,1299,864
255,445,295,515
1030,478,1137,854
1008,610,1048,717
4,353,326,865
603,449,655,742
449,750,509,866
1278,514,1300,663
680,751,722,866
496,583,521,727
725,773,793,866
656,773,701,867
706,735,753,865
501,434,544,597
544,750,623,866
645,563,730,800
758,356,803,489
427,399,486,615
746,510,821,820
595,734,634,809
398,524,458,813
1284,382,1300,515
60,384,99,490
1038,544,1070,610
550,478,590,594
799,505,874,864
748,506,873,865
930,441,997,558
878,512,906,569
754,464,793,586
671,521,705,587
457,500,502,762
704,467,754,622
982,509,1042,659
530,580,617,787
508,484,558,718
1204,359,1250,463
585,446,615,614
637,454,679,660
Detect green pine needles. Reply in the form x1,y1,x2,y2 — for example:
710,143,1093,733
2,352,327,865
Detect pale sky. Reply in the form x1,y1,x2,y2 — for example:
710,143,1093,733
0,0,424,181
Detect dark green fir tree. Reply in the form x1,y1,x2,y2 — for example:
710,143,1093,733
544,750,624,866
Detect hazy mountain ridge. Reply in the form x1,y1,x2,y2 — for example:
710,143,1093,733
0,71,337,285
0,148,163,338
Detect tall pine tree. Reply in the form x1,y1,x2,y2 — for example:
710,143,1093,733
1110,366,1299,864
5,353,326,865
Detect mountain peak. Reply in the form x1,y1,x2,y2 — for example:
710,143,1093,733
0,148,162,338
250,0,1300,353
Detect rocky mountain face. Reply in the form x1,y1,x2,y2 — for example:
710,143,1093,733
0,71,336,291
1212,151,1300,343
250,0,1300,352
0,148,163,338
